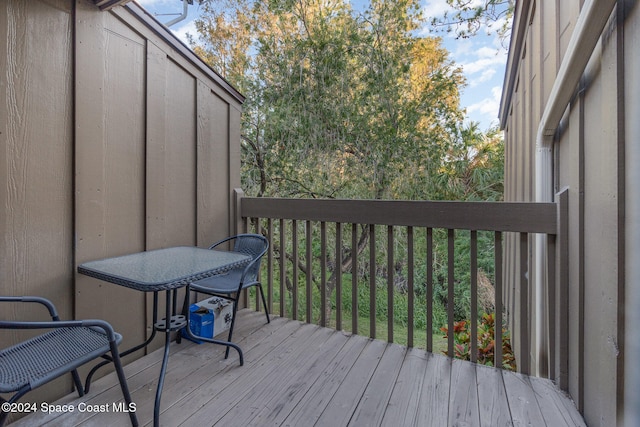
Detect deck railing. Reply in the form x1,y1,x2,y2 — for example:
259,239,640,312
233,189,568,383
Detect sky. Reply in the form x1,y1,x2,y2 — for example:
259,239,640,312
136,0,508,131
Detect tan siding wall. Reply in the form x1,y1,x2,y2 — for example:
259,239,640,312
0,0,74,405
501,0,629,425
1,0,243,407
74,0,148,354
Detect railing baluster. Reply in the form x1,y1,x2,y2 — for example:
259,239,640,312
280,218,286,318
292,219,298,320
519,232,529,374
255,218,261,312
336,222,342,331
427,227,433,352
387,225,394,343
470,230,478,363
547,232,557,379
320,221,327,327
306,221,313,323
352,223,358,335
407,226,414,348
370,224,376,339
267,218,274,314
495,231,503,369
448,228,455,359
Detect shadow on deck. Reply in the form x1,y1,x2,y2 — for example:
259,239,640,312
9,310,585,426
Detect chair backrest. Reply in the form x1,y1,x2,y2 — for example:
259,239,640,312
231,234,269,283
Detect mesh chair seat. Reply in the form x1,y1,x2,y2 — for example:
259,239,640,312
191,270,257,294
186,234,269,359
1,296,137,426
0,327,121,393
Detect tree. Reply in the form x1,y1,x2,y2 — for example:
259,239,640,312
428,0,514,42
190,0,504,325
192,0,467,201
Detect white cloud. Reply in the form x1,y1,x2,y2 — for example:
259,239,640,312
461,53,505,75
470,68,496,87
171,19,198,45
422,0,455,18
467,85,502,121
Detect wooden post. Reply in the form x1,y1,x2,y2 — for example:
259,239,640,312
556,188,569,390
233,188,244,235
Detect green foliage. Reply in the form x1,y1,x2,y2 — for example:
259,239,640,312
193,0,472,201
193,0,509,361
428,0,514,42
440,312,516,370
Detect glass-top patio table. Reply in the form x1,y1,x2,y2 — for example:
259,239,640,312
77,246,251,427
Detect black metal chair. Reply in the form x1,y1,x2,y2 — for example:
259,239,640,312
187,234,270,358
0,296,138,427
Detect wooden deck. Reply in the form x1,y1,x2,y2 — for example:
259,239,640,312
10,310,585,426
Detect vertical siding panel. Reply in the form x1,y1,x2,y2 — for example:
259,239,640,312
197,82,231,246
75,5,147,354
1,0,73,312
147,48,197,249
582,18,620,423
1,0,74,409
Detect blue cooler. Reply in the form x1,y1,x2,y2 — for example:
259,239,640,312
182,304,214,344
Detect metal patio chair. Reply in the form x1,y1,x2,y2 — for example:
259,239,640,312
0,296,138,427
187,234,270,358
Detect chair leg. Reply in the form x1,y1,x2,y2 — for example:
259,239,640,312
1,389,30,427
224,299,239,359
71,369,85,397
109,342,138,427
258,284,270,323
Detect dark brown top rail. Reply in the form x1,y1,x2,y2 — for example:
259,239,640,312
241,197,557,234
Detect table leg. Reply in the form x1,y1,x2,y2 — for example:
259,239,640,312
153,291,172,427
181,285,244,365
84,292,159,393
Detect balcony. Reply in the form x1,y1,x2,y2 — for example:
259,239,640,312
8,193,581,426
11,310,584,426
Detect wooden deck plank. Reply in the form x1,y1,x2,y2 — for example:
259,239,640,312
313,339,388,427
529,376,586,427
120,312,275,426
415,352,451,426
449,358,481,427
476,364,512,427
280,334,370,426
7,330,201,427
233,330,351,426
10,312,587,427
180,323,329,426
347,343,406,426
159,317,307,426
502,370,546,427
381,347,429,426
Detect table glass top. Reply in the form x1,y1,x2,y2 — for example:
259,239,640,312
78,246,251,291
